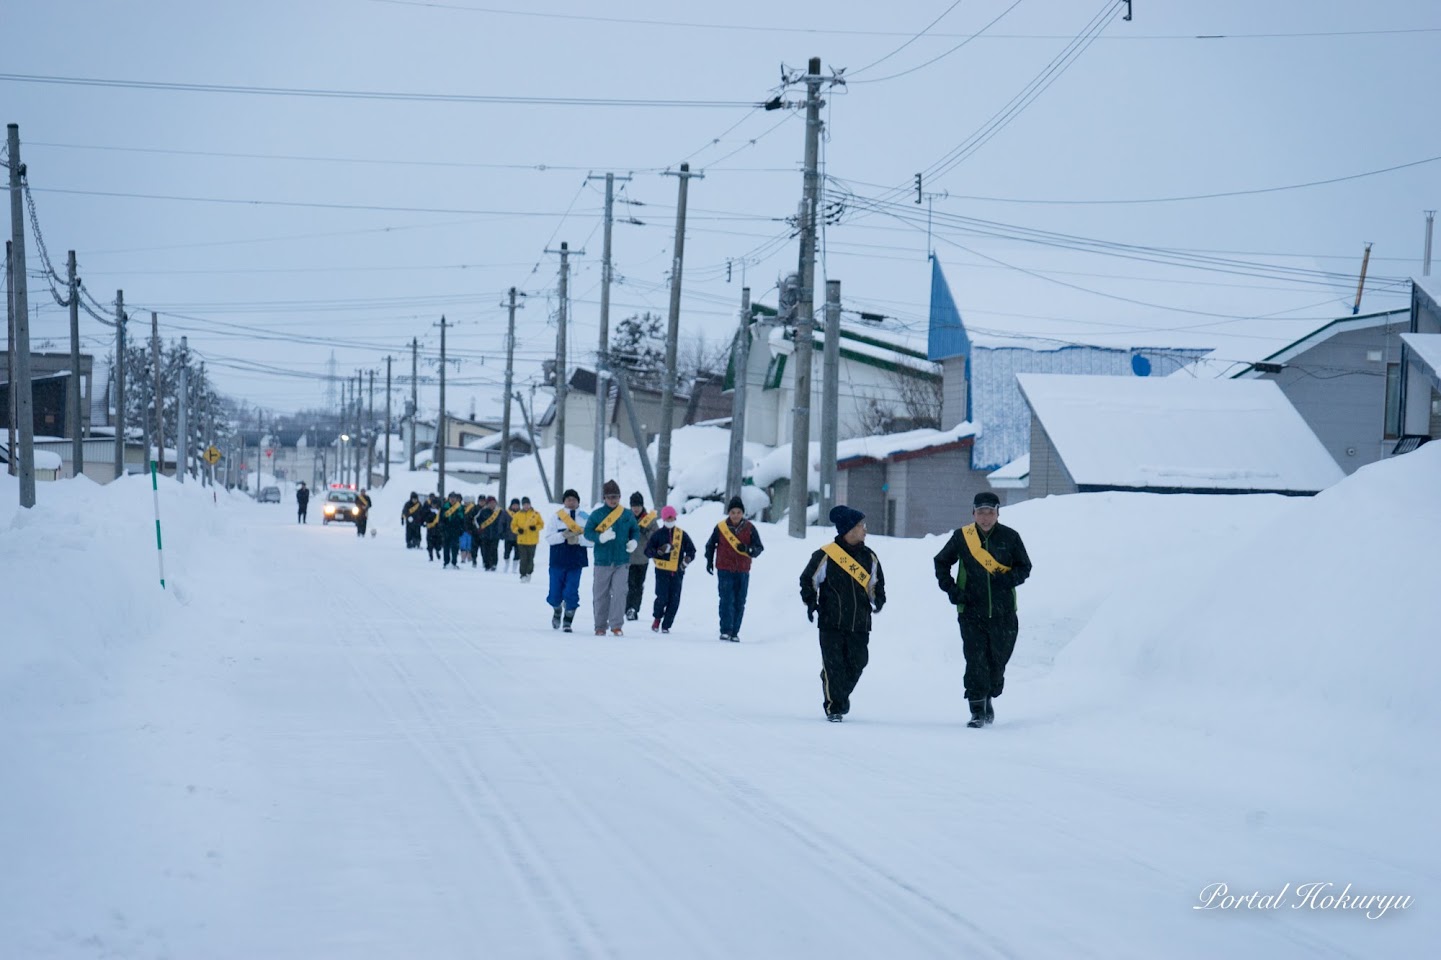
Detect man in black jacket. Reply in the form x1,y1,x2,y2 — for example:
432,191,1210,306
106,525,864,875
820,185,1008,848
296,482,310,524
800,505,886,722
933,491,1033,728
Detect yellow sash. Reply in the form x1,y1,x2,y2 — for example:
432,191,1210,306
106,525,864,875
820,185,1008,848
654,526,685,572
716,520,744,554
405,502,420,517
638,510,657,528
477,509,500,530
962,523,1011,575
557,509,584,534
444,503,464,521
593,504,626,533
820,542,872,592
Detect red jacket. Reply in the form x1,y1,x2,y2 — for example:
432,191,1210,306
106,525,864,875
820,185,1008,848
704,519,764,573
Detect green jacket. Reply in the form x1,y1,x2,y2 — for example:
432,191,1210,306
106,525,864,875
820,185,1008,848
584,505,641,566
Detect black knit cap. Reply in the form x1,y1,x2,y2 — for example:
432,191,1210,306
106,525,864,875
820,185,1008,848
562,488,580,502
973,491,1001,509
726,495,744,513
630,491,645,506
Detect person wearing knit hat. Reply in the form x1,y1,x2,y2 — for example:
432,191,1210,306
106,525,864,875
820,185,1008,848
643,504,697,634
933,490,1034,728
475,493,505,571
625,491,658,622
704,494,764,642
508,496,544,582
584,479,642,635
543,489,589,631
801,505,887,722
500,497,521,573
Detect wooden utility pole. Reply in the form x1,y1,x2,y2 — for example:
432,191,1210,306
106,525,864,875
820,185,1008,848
725,287,752,499
655,162,703,509
499,287,522,506
789,58,828,537
8,125,36,506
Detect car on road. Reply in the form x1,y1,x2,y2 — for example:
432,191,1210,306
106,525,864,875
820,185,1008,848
322,489,362,524
257,486,282,503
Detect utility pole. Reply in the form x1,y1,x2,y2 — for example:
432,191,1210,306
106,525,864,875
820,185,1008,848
587,172,631,504
8,124,36,507
176,336,188,483
655,162,704,509
409,336,418,472
199,360,209,486
499,287,523,506
366,367,375,487
5,241,14,479
66,250,84,478
384,355,392,485
353,370,363,485
546,241,581,496
819,279,841,519
1425,210,1435,277
151,311,163,476
436,316,449,498
725,287,752,498
788,58,831,537
1352,242,1373,315
113,291,125,480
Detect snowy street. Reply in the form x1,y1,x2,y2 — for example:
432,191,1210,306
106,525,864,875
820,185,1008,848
5,450,1437,958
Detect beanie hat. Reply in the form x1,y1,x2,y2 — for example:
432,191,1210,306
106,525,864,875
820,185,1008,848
726,495,744,513
562,488,580,502
602,479,622,497
973,491,1001,509
630,491,645,507
829,504,864,537
509,498,520,506
660,505,677,521
521,496,532,504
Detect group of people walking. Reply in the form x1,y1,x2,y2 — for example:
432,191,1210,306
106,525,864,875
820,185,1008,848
384,479,1033,727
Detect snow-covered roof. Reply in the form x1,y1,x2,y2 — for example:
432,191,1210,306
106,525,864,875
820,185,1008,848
33,449,63,470
1017,373,1344,493
768,321,940,378
1415,275,1441,308
987,454,1030,489
751,423,979,489
968,344,1206,471
462,429,530,452
1223,309,1411,378
1401,333,1441,392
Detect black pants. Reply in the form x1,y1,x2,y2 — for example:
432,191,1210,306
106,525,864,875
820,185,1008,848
479,538,499,570
626,564,647,615
405,521,422,548
356,513,368,537
504,539,517,560
442,533,460,566
960,614,1018,702
818,628,870,716
651,569,685,628
517,543,537,577
427,528,442,560
297,504,308,523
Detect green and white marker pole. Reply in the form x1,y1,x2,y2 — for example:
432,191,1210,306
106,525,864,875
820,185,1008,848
151,459,166,590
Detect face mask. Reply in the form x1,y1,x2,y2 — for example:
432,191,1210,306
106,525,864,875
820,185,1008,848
663,519,676,528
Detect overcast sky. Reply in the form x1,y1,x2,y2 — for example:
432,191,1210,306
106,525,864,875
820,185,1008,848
6,0,1439,417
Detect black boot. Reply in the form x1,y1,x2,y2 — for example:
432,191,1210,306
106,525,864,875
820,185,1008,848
551,606,563,630
967,699,987,729
984,696,995,725
562,609,575,633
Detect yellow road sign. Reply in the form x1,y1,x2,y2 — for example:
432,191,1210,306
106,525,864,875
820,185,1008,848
203,446,222,465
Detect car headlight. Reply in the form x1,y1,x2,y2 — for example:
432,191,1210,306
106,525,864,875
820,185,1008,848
324,505,335,513
351,506,360,515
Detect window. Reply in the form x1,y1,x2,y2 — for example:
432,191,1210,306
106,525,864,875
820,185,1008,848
763,354,787,390
1383,363,1402,439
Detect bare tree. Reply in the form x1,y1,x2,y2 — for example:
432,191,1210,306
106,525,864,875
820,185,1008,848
855,369,943,435
677,331,732,384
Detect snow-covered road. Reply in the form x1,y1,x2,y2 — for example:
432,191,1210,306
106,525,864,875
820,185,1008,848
4,468,1435,958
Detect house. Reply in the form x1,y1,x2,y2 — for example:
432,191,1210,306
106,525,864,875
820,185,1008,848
0,352,96,441
732,310,942,448
1016,373,1344,497
538,367,690,451
926,256,1207,501
1398,277,1441,447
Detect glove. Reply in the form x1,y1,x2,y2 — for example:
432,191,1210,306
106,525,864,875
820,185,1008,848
625,540,637,554
660,543,671,555
599,529,616,543
872,599,884,614
947,586,962,605
747,544,760,557
706,561,715,575
806,604,816,623
528,525,537,532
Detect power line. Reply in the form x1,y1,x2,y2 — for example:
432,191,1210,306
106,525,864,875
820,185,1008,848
0,72,759,108
849,0,1027,85
29,185,603,218
848,0,969,77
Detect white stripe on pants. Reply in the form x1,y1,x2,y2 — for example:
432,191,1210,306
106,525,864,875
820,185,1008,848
592,564,629,631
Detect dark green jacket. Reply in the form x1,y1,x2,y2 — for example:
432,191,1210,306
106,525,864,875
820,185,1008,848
932,522,1032,619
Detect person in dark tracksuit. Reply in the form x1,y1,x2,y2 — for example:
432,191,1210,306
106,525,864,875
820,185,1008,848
625,491,658,621
296,482,310,523
644,505,695,633
402,492,424,548
476,495,504,571
502,498,520,572
800,505,886,722
354,489,372,537
439,491,467,568
423,495,443,561
704,496,764,642
933,491,1033,728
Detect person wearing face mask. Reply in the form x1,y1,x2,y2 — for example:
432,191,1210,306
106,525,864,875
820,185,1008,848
643,506,696,634
933,491,1033,729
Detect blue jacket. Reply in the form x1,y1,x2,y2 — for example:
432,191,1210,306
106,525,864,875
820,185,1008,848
545,507,591,570
584,504,641,566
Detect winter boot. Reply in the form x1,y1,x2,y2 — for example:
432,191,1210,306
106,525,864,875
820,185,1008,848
984,696,995,725
626,608,638,622
652,618,661,633
562,609,575,633
551,606,563,630
967,699,987,729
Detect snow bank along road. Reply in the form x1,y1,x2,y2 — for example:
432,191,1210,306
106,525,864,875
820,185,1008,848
2,464,1435,958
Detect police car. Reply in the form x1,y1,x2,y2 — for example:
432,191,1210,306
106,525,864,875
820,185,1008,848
321,486,362,525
